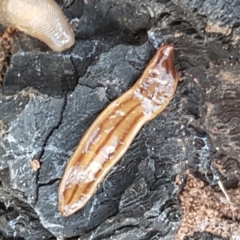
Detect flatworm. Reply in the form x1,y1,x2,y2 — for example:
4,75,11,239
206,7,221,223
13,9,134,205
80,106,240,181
58,45,179,216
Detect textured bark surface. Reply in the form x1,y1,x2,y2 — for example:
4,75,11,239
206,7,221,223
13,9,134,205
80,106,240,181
0,0,240,239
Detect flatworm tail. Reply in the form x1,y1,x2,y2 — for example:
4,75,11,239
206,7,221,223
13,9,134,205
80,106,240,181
58,45,178,216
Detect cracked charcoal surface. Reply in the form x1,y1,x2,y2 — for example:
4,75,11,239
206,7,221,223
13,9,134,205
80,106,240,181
3,53,76,97
1,0,240,239
171,0,240,45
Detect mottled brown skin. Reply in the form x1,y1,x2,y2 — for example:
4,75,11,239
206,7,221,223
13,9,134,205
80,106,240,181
0,0,75,52
58,45,179,217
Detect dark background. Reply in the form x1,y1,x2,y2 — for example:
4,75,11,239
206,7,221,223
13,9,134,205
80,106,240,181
0,0,240,239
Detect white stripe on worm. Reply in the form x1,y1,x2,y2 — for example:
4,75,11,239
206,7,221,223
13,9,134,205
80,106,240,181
58,45,179,217
0,0,75,52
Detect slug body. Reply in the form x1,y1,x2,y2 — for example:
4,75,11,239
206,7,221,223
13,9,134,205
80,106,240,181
0,0,75,52
58,45,178,217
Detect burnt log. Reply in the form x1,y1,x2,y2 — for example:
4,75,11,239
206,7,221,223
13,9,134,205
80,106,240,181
0,0,240,239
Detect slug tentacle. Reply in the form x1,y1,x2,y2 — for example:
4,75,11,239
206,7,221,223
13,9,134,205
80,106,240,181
58,45,179,217
0,0,75,52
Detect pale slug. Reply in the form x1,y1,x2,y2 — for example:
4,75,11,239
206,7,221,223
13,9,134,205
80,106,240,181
0,0,75,52
58,45,179,217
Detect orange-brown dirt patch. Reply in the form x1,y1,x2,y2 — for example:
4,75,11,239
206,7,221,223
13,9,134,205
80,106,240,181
176,171,240,240
0,27,14,85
